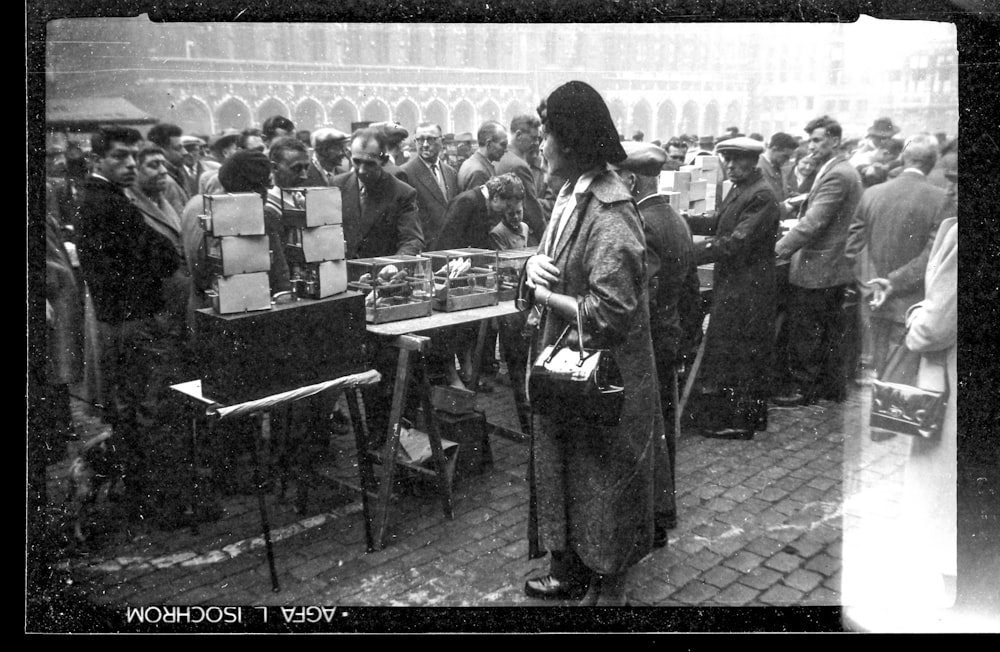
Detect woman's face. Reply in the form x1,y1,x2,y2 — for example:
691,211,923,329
796,155,817,177
541,126,571,179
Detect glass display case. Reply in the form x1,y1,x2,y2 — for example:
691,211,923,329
423,248,500,311
495,247,534,301
279,186,343,228
347,255,434,323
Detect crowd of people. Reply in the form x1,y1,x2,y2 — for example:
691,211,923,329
36,81,958,606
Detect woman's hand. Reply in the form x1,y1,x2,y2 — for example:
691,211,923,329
526,254,561,290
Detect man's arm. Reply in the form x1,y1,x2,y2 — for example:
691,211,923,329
844,192,870,262
394,186,424,255
775,170,846,258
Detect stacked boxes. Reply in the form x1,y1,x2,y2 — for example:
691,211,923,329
201,193,273,314
659,155,727,216
280,187,348,300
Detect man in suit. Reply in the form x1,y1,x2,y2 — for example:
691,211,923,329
616,141,702,543
124,146,192,333
845,133,949,374
400,122,457,246
76,126,180,526
758,132,798,202
457,121,508,192
774,115,864,406
305,127,351,187
332,127,423,259
495,114,547,246
147,122,194,212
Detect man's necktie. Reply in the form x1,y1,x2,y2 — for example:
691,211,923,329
431,163,447,197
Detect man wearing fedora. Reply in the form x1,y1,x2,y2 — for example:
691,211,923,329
850,116,902,170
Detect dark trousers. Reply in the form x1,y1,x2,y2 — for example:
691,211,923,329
785,283,854,401
498,313,531,433
99,314,189,521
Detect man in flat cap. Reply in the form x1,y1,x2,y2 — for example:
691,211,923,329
616,141,702,540
370,121,411,183
305,127,352,187
774,115,863,407
685,136,781,440
685,134,716,165
457,121,508,192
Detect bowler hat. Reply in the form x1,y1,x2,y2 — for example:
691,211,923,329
616,141,668,177
867,117,901,138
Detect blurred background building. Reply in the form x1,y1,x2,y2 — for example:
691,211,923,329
43,17,958,145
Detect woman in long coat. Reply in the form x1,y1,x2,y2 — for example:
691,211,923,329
521,81,659,606
902,216,957,606
685,138,781,438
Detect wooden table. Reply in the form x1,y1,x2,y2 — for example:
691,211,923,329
363,301,522,551
170,370,382,592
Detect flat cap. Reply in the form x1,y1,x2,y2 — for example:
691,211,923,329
311,127,350,148
455,132,474,143
715,136,765,155
208,128,241,149
616,141,668,177
180,135,206,149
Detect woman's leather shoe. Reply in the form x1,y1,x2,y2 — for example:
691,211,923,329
524,574,588,600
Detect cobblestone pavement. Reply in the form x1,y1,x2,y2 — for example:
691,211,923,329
25,364,996,633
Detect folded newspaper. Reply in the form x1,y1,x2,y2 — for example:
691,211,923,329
397,426,459,465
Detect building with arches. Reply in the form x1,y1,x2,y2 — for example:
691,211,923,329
44,19,957,146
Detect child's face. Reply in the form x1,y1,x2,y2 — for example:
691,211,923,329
490,196,524,231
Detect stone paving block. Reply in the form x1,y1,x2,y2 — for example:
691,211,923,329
463,515,509,541
801,585,840,606
713,581,761,606
804,552,840,577
700,565,740,589
666,563,701,588
672,579,719,604
764,551,803,573
744,535,787,559
695,483,728,500
721,485,755,502
757,485,790,502
707,536,748,557
823,570,842,592
717,508,755,528
807,475,838,492
784,567,824,593
736,564,783,591
784,535,825,559
775,474,808,492
287,553,342,581
688,547,725,571
773,496,807,516
705,496,738,513
723,550,765,573
758,582,805,605
631,576,675,603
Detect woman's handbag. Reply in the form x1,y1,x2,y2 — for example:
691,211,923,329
870,338,948,440
528,304,624,427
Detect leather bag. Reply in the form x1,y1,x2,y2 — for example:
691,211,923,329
870,338,948,439
528,305,624,427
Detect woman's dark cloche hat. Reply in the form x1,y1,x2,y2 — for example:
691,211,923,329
218,150,272,192
542,81,626,165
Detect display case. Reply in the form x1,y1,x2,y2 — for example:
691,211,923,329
208,271,272,314
495,247,534,301
284,224,346,264
204,234,271,277
290,260,348,300
423,248,499,312
347,255,434,323
279,186,343,228
200,193,265,237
